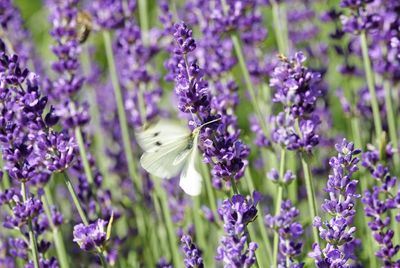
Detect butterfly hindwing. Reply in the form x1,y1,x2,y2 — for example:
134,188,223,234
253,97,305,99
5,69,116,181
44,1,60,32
179,133,202,196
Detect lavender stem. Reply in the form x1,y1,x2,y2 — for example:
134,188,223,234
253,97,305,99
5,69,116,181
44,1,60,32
102,31,142,192
272,148,286,267
301,156,320,244
42,187,70,268
21,182,40,268
360,31,382,139
154,180,182,268
200,163,219,223
245,170,273,266
62,172,89,225
74,126,94,185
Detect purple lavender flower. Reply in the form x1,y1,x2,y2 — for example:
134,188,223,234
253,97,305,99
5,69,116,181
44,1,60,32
309,139,361,267
361,143,400,265
215,192,260,267
180,234,204,268
46,0,88,128
168,22,249,188
269,52,322,153
73,219,108,251
265,200,304,267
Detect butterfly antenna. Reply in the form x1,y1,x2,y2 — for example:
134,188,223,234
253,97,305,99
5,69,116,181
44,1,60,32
199,117,222,129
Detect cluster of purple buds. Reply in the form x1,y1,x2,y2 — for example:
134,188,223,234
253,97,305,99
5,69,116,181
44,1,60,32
215,192,260,267
73,219,108,251
340,0,382,34
170,22,249,187
310,139,361,267
90,0,135,30
269,52,322,153
265,200,304,267
361,144,400,265
267,168,295,186
115,20,163,128
180,234,204,268
46,0,89,129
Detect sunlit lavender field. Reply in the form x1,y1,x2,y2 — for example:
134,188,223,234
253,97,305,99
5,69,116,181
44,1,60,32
1,0,399,267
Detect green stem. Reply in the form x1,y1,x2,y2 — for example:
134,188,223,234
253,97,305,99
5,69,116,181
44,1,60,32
81,48,112,183
193,197,206,258
245,170,272,266
154,181,182,268
360,31,382,138
42,187,70,268
103,31,142,192
230,33,270,138
21,182,40,268
383,80,399,171
62,172,89,225
200,163,219,222
301,157,320,244
271,0,289,54
74,126,94,185
138,0,149,45
272,148,286,268
0,152,10,189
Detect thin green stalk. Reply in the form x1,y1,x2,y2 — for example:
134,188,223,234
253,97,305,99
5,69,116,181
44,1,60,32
81,48,112,183
200,163,219,221
74,126,94,185
62,172,89,225
271,0,289,54
245,170,273,266
193,197,206,259
360,31,382,138
272,148,286,268
230,33,269,138
0,152,10,189
21,182,40,268
301,157,320,244
383,80,400,171
138,0,149,45
103,31,142,192
42,187,70,268
154,181,182,268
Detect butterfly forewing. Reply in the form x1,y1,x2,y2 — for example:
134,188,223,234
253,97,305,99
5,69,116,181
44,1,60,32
136,120,191,153
140,134,192,179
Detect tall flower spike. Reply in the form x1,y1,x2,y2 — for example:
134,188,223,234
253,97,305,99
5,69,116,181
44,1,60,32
168,21,249,190
265,200,304,267
180,234,204,268
215,192,260,267
361,144,400,266
309,139,361,267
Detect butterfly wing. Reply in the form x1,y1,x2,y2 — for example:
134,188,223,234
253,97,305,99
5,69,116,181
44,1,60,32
179,132,202,196
136,120,191,153
140,135,192,179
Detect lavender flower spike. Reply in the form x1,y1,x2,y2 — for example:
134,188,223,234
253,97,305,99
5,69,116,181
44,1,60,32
180,234,204,268
309,139,361,267
216,192,260,267
73,219,108,251
265,200,304,268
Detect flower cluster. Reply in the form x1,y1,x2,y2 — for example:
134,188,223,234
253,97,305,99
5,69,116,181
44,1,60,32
265,200,304,267
215,192,260,267
309,139,361,267
180,234,204,268
45,0,89,128
169,22,249,187
73,219,108,251
361,144,400,266
340,0,382,34
269,52,322,153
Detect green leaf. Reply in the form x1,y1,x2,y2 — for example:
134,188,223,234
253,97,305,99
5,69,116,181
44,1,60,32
106,212,114,241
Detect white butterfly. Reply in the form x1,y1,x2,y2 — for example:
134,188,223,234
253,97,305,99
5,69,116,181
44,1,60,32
136,118,218,196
